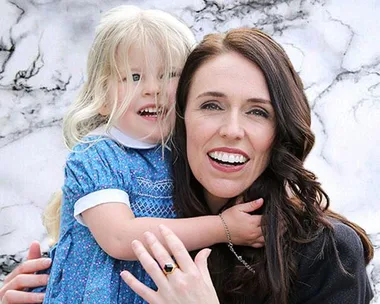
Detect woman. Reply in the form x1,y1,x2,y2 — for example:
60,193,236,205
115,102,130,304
1,28,374,303
124,27,374,303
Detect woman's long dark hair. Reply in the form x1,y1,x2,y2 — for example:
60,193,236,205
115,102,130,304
172,28,373,303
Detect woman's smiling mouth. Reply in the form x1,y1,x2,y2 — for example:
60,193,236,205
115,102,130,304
207,148,249,172
208,151,248,165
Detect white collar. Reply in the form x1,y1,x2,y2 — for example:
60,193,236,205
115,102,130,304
88,126,158,149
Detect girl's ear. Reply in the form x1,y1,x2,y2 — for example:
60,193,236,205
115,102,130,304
99,102,111,116
100,84,114,116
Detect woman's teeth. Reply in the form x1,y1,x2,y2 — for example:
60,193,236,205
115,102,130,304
208,151,248,164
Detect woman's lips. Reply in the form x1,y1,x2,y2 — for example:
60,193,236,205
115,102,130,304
207,154,247,173
207,147,249,173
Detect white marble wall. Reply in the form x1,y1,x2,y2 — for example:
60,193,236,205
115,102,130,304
0,0,379,301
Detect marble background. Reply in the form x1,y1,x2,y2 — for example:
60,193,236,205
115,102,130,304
0,0,379,302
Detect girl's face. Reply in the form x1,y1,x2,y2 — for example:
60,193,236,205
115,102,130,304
184,52,276,213
111,43,180,144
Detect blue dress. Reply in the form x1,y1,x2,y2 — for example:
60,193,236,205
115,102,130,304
44,134,176,303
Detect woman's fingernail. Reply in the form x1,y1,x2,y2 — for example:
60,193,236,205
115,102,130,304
120,271,129,280
43,258,52,266
144,231,155,244
36,293,45,301
43,275,50,284
159,224,169,235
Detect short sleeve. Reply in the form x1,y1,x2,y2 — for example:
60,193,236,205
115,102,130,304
63,139,131,225
292,221,374,304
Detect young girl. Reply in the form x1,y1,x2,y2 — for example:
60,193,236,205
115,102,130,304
43,6,264,303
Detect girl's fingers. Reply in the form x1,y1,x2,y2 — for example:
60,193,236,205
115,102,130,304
3,259,51,285
238,198,264,213
252,242,265,248
255,236,265,243
252,236,265,248
158,225,195,273
121,271,160,304
130,240,168,290
1,290,45,304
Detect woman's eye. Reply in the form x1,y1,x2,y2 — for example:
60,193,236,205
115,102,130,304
200,102,222,111
132,74,141,82
247,108,269,118
160,71,180,79
169,71,179,78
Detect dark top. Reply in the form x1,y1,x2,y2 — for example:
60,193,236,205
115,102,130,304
290,220,374,304
214,220,374,304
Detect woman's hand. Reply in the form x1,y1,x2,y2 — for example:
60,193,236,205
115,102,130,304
0,241,50,304
221,198,265,248
121,225,219,304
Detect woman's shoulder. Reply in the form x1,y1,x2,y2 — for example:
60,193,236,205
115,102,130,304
330,219,366,252
297,219,366,269
292,219,373,303
305,219,364,255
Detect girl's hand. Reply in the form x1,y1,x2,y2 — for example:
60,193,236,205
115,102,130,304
221,198,265,248
0,241,50,304
121,225,219,304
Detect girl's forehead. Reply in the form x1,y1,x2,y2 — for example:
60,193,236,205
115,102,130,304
116,42,182,69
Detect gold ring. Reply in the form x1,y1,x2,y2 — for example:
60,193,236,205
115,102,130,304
163,262,178,275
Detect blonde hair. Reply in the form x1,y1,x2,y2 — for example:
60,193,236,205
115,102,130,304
63,5,196,149
42,190,62,246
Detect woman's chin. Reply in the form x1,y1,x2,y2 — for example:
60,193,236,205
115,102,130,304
204,187,244,211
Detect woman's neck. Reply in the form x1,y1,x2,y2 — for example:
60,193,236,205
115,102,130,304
203,190,229,214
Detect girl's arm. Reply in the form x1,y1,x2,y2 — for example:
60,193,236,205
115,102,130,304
82,199,264,260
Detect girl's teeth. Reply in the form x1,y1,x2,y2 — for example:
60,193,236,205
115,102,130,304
140,107,159,115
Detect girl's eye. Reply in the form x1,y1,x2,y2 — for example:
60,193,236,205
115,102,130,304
132,74,141,82
247,108,269,118
200,102,222,111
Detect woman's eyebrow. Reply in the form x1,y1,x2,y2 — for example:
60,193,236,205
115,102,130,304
247,98,271,104
196,91,226,99
196,92,271,104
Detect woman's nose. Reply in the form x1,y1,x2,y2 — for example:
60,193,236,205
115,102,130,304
219,112,244,140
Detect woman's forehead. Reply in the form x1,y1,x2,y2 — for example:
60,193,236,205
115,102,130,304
188,52,270,101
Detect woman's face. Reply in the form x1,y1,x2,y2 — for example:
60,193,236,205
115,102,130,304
184,51,276,212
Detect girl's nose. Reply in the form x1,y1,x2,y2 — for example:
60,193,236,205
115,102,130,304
142,75,160,96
